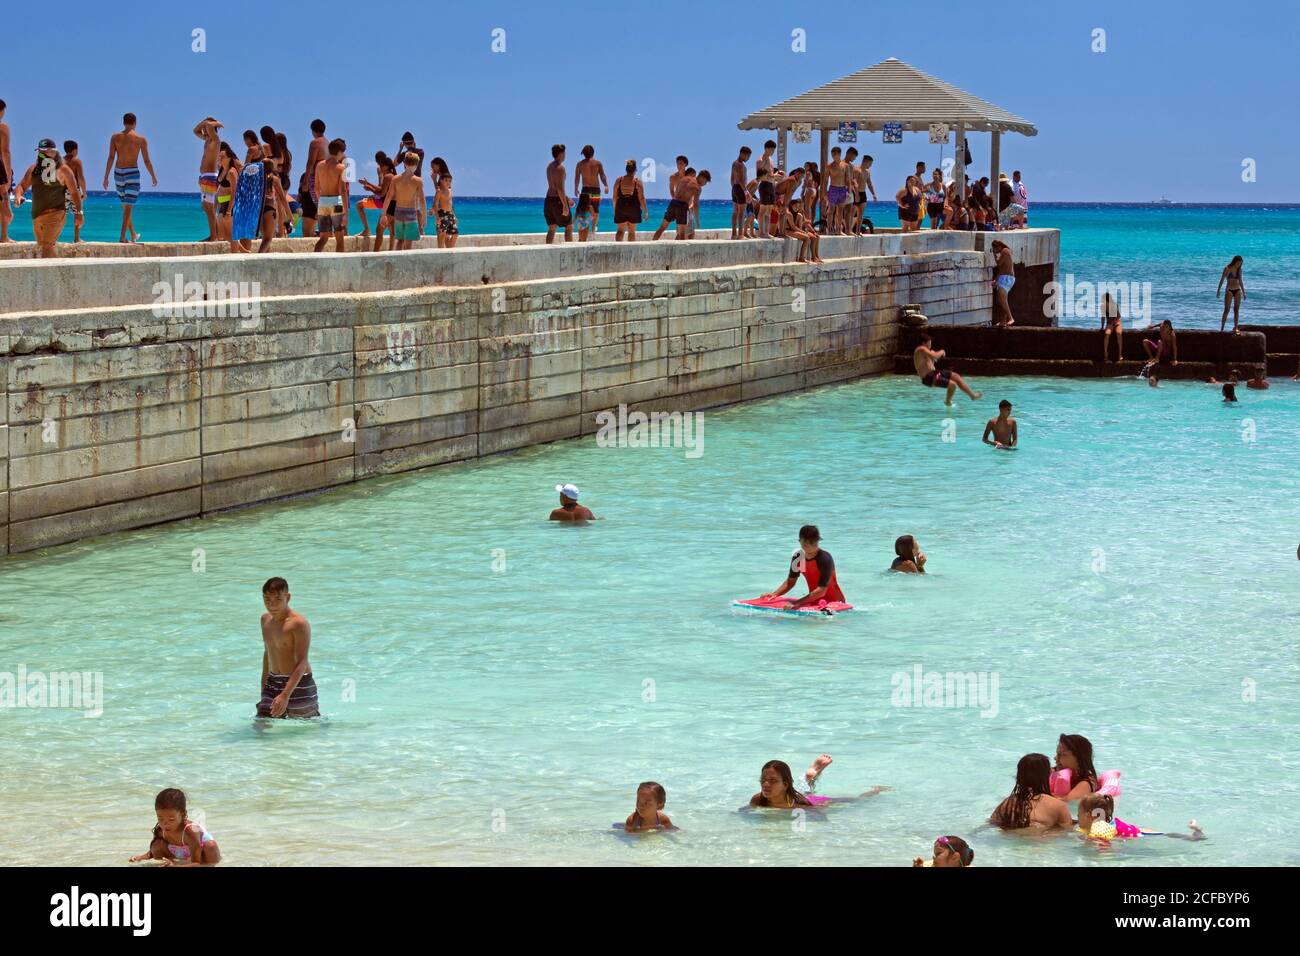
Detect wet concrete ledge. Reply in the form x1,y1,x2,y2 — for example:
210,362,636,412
894,325,1270,379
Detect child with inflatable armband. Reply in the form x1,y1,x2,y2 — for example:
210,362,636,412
624,781,675,833
912,834,974,867
1077,794,1206,843
1050,766,1122,802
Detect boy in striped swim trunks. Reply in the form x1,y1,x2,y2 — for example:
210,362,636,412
257,577,320,719
388,152,426,250
102,112,156,242
193,117,222,241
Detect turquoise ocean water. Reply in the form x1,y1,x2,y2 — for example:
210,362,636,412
6,195,1298,330
0,375,1297,866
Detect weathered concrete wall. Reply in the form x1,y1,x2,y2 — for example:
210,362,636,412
0,231,1058,555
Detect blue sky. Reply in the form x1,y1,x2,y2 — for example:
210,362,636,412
0,0,1294,201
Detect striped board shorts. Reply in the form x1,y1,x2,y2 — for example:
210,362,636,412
257,672,320,718
199,172,219,206
114,166,141,205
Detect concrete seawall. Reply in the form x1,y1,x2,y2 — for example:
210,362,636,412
0,229,1058,555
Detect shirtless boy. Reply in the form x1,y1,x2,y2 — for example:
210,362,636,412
652,156,689,240
193,117,222,241
549,483,595,521
433,173,458,248
102,112,157,243
385,152,426,251
298,119,328,237
982,399,1018,449
991,239,1016,327
573,145,607,239
914,331,981,405
730,146,751,239
826,146,853,234
655,168,709,240
62,141,87,242
312,139,349,253
544,144,571,244
756,140,776,238
257,577,319,719
0,99,13,242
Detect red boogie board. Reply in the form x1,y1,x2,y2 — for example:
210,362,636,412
731,597,854,618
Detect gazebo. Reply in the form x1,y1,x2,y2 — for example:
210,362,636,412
738,58,1036,223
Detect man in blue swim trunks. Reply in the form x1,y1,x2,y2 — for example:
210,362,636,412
913,331,981,406
102,112,156,243
991,239,1016,327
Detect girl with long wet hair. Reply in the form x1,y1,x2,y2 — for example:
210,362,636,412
991,753,1072,830
1054,734,1099,801
1218,255,1245,333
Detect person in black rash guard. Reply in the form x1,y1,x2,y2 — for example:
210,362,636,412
761,525,847,609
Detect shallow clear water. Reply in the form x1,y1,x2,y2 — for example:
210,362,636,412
2,375,1297,866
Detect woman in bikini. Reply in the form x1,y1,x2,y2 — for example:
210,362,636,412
612,159,646,241
1142,319,1178,369
1218,255,1245,333
990,753,1073,830
1101,291,1123,362
214,143,240,244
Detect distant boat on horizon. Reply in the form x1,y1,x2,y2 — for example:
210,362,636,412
1151,196,1174,205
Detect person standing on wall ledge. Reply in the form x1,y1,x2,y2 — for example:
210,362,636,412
730,145,751,239
1012,170,1029,227
760,525,847,610
549,483,596,522
102,112,157,243
257,577,320,719
0,99,15,243
913,330,982,406
1217,255,1245,334
544,144,572,244
12,139,82,258
990,239,1016,327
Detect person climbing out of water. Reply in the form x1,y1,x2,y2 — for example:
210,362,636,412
913,835,975,867
1142,319,1178,369
1100,291,1123,362
983,399,1018,449
990,753,1074,830
549,483,595,521
913,331,982,406
257,577,319,719
890,535,926,573
624,781,675,832
1217,255,1245,333
760,525,846,609
747,755,887,809
990,240,1016,327
1054,734,1099,803
129,788,221,866
1076,793,1206,843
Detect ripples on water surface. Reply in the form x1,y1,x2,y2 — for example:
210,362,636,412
1,376,1297,865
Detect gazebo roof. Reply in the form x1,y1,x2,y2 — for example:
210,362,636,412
738,58,1037,136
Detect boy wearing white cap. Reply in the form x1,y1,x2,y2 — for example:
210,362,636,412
549,483,595,522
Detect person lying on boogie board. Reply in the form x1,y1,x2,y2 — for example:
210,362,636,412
760,525,846,609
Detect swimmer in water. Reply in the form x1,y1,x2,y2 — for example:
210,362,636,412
890,534,926,573
1246,365,1269,390
548,482,595,521
913,331,981,406
1222,382,1238,402
1054,734,1099,803
624,781,675,832
982,399,1018,449
760,524,847,609
128,788,221,866
990,753,1074,830
1077,794,1206,843
913,834,975,867
257,577,319,719
747,755,888,809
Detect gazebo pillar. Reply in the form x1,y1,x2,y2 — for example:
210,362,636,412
954,121,966,201
777,127,788,173
990,128,1001,215
819,126,829,229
